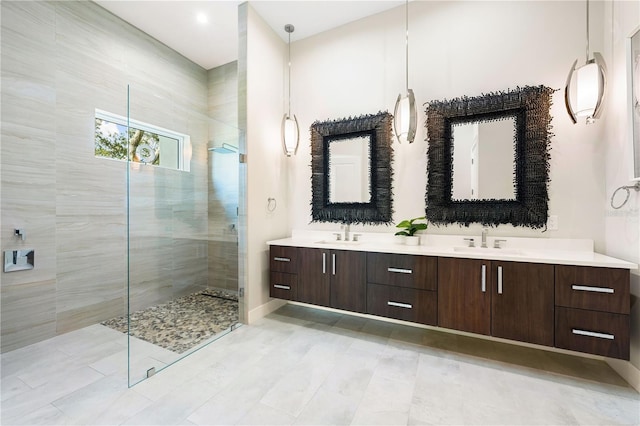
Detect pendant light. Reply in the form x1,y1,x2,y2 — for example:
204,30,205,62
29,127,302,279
282,24,299,156
564,0,607,124
394,0,417,143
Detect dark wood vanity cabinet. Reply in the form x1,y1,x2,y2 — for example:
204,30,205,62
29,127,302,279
270,246,366,312
437,258,554,346
270,244,631,360
366,253,438,325
554,265,630,360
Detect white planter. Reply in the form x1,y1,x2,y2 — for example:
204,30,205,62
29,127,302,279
405,236,420,246
395,235,406,245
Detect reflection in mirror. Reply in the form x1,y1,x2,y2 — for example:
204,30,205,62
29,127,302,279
328,135,371,203
452,117,516,201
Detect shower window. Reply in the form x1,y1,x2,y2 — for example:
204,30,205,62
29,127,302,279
94,109,190,171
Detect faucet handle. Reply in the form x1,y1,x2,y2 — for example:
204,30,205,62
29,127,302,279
333,233,342,241
352,233,362,242
463,238,475,248
494,239,507,249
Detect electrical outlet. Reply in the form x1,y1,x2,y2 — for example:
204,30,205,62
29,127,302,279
547,215,558,231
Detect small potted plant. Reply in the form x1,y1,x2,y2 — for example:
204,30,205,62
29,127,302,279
395,216,428,245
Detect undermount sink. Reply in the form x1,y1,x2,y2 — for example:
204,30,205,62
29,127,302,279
315,240,361,246
453,246,524,256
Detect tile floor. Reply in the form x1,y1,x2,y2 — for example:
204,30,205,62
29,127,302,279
1,303,638,425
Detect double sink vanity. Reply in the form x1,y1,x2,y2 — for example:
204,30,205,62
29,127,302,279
268,231,636,360
289,86,636,361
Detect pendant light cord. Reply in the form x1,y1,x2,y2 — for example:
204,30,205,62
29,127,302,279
288,29,291,117
586,0,590,63
405,0,409,93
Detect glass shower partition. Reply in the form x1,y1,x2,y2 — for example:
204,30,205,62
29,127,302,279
125,84,240,387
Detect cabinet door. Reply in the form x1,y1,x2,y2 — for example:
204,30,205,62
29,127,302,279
491,261,554,346
298,248,330,307
330,250,366,313
438,257,491,335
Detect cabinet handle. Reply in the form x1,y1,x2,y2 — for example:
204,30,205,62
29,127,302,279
274,257,290,262
332,253,336,275
322,253,326,274
572,329,614,340
497,266,503,295
481,264,486,293
571,285,614,294
387,301,412,309
388,267,412,274
273,284,291,290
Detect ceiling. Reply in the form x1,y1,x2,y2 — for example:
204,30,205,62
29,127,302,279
94,1,405,70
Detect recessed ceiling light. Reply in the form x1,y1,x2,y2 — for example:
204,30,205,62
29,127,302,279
196,13,208,24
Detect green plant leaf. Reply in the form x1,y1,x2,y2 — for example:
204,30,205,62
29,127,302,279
394,231,409,236
395,220,411,228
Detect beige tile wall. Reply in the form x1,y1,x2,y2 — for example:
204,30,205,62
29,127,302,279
207,63,239,293
1,1,213,352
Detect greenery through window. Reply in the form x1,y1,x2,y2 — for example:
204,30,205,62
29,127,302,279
94,110,187,171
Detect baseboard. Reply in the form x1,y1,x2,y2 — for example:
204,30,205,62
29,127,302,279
606,358,640,393
247,298,287,324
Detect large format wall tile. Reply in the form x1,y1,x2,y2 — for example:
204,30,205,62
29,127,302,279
1,0,213,352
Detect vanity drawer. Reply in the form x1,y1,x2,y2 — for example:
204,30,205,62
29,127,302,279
555,266,629,314
270,246,298,274
367,253,437,290
555,307,629,360
366,283,437,325
270,272,298,301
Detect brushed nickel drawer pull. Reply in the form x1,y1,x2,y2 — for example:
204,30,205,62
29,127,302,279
572,329,614,340
274,257,290,262
322,253,326,274
274,284,291,290
571,285,614,294
332,253,336,275
388,267,412,274
481,264,486,293
387,301,412,309
497,266,503,295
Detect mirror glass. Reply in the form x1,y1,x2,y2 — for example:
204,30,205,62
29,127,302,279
328,135,371,203
452,117,516,200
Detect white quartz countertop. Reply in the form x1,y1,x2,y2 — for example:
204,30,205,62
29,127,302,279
267,231,637,270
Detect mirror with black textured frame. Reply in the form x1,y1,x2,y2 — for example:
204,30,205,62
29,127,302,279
425,86,554,228
311,112,393,224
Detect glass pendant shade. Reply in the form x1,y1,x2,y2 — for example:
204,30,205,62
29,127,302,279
394,89,417,143
565,54,606,124
575,62,599,116
282,114,299,156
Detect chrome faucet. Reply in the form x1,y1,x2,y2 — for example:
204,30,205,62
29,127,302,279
481,228,488,248
342,224,351,241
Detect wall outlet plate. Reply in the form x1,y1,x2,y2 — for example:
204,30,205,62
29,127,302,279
547,215,559,231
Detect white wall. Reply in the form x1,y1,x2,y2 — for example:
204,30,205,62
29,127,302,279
603,0,640,385
287,1,606,249
239,3,290,322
